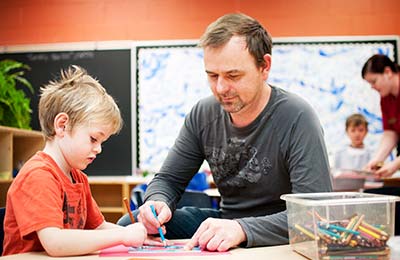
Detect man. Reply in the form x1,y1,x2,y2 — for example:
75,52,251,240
119,13,332,251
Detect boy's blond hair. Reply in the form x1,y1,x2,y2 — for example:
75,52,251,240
345,113,368,131
39,65,122,140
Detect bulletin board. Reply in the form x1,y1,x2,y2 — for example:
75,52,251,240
135,36,399,172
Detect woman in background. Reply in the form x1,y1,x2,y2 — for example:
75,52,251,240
362,54,400,178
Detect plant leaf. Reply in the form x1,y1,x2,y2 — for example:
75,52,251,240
0,59,33,129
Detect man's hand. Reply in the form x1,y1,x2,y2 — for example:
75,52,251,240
138,201,172,235
184,218,246,252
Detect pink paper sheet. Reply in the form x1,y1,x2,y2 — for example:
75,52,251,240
100,243,231,257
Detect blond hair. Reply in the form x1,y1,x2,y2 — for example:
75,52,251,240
39,65,122,140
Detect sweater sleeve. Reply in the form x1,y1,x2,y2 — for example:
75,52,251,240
144,110,205,211
237,100,332,247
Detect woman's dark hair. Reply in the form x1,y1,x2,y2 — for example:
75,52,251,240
361,54,399,78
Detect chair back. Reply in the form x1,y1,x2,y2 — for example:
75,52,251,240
176,190,213,209
0,207,5,256
130,184,147,209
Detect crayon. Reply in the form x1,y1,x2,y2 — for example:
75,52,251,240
294,224,318,240
320,223,360,235
341,215,358,240
318,227,342,239
123,197,135,224
358,226,381,240
343,214,364,244
150,204,167,247
361,221,389,238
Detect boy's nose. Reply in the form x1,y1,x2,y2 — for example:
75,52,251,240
94,144,102,154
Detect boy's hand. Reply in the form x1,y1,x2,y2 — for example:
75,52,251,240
121,223,147,247
138,201,172,235
144,236,173,246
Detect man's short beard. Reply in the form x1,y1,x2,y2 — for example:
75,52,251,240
221,100,245,113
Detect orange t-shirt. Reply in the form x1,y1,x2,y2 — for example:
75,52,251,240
2,151,104,256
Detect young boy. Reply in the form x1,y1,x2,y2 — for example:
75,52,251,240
333,113,373,171
3,66,154,256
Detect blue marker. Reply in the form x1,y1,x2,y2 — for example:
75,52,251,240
150,204,167,246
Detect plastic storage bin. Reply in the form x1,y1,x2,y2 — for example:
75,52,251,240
281,192,400,260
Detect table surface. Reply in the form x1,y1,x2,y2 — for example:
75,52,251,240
2,237,400,259
1,243,304,260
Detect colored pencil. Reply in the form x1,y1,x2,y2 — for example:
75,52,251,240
123,197,135,224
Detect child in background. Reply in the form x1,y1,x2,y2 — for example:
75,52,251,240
333,113,373,171
3,66,158,256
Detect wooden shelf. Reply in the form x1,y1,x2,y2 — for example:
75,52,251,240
0,176,151,224
0,125,45,180
0,125,151,224
88,176,152,223
0,126,44,208
100,207,125,213
0,179,12,209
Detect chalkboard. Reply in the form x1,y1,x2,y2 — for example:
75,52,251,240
136,37,399,172
0,45,133,176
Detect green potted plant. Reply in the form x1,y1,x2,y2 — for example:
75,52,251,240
0,59,33,129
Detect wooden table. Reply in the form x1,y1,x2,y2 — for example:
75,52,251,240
1,243,304,260
2,237,399,259
383,177,400,187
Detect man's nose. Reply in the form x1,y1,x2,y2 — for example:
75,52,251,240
216,77,229,93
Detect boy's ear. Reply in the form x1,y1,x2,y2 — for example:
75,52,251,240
54,113,69,136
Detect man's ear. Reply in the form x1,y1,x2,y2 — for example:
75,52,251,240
54,113,69,137
261,54,272,80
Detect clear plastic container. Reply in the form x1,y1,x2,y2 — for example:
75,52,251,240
281,192,400,260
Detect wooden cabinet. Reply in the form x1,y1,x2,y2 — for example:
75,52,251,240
0,125,149,224
0,177,149,224
88,176,150,223
0,179,12,209
0,125,45,208
0,125,45,180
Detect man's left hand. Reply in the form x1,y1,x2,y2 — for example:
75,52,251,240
184,218,246,252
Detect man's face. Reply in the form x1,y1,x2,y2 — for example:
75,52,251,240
203,36,269,114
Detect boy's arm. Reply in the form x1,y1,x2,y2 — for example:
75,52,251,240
36,223,146,257
96,220,122,229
